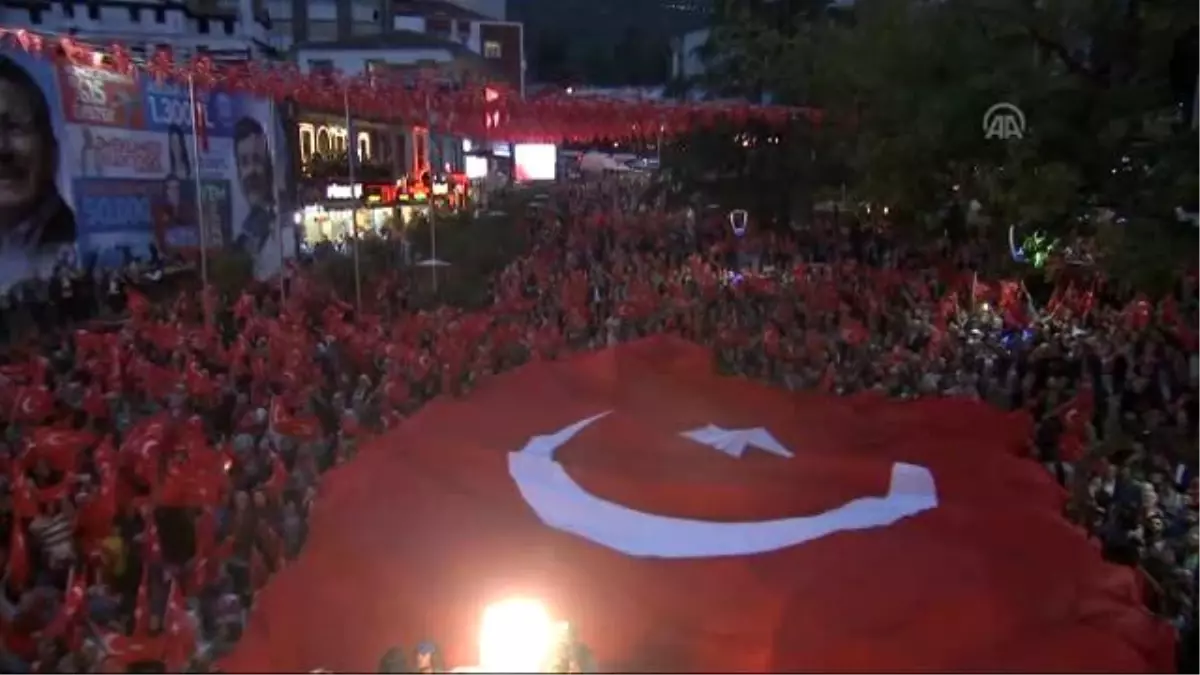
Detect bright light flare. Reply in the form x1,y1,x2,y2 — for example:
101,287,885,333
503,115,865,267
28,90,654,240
478,598,555,672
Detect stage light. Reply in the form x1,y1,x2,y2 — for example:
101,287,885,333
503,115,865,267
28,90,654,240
478,598,555,672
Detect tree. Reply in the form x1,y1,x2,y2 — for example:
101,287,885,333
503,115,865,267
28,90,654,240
660,0,862,229
699,0,1198,287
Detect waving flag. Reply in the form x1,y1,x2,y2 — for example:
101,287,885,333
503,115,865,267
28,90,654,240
269,396,322,441
9,385,55,424
223,338,1174,673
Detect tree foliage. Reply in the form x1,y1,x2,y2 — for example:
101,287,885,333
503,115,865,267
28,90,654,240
688,0,1198,287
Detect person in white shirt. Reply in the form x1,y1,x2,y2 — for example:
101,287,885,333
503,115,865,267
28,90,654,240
29,501,76,568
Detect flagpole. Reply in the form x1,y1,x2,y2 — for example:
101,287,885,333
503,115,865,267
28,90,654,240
430,178,438,293
345,85,362,314
656,123,663,167
1193,71,1198,130
426,93,438,294
187,76,211,327
265,98,286,303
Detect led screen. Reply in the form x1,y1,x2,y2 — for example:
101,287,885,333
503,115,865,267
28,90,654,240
513,144,558,181
465,155,489,179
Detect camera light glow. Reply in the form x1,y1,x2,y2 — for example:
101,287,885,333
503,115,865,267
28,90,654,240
478,598,555,672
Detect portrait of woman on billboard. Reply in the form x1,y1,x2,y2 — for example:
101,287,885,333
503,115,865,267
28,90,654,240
0,55,76,291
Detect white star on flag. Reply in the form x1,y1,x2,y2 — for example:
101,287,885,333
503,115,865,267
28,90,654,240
679,424,793,458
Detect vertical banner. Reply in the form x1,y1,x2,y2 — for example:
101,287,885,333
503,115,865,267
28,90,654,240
0,45,295,292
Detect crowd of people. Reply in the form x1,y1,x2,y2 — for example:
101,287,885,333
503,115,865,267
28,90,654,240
0,245,190,344
0,178,1196,673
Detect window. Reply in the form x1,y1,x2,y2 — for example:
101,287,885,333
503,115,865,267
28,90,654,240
456,21,471,40
223,19,234,35
298,123,315,165
308,19,338,41
352,20,381,37
378,133,392,163
127,7,140,22
483,40,501,59
198,18,210,34
86,4,99,20
155,8,165,23
425,18,451,40
63,3,75,19
357,132,371,162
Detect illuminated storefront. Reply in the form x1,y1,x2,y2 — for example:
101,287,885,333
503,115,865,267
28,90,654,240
394,174,470,213
299,182,402,243
297,177,471,243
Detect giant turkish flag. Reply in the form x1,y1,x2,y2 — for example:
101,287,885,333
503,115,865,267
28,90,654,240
223,338,1174,673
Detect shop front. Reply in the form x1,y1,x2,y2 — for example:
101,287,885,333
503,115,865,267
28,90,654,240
299,182,404,243
296,176,474,244
395,173,470,215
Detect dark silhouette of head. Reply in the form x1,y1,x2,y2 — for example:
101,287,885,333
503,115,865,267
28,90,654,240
233,116,274,211
412,641,444,673
377,645,410,673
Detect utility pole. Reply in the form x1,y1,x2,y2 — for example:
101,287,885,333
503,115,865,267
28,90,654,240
1190,70,1200,130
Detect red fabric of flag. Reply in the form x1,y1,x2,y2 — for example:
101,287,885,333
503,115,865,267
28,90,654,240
222,337,1175,673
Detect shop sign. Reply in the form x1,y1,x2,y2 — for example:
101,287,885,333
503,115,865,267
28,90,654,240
364,184,400,204
326,183,363,200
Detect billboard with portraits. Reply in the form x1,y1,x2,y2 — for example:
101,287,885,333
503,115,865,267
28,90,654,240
0,48,295,293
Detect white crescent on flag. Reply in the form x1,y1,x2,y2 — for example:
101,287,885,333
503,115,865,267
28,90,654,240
507,412,939,559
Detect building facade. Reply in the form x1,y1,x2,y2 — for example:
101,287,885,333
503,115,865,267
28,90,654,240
0,0,278,62
267,0,523,93
256,0,524,240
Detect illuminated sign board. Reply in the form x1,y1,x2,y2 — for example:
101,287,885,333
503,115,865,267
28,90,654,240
325,182,403,204
326,183,363,200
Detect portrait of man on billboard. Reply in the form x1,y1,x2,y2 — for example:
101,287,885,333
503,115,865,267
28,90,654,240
0,55,76,290
232,115,275,260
